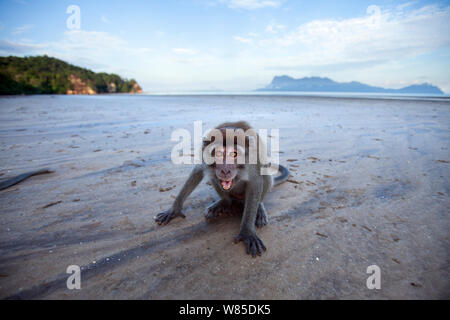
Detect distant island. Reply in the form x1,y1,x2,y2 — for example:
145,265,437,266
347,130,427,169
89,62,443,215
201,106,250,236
0,55,142,95
258,75,444,94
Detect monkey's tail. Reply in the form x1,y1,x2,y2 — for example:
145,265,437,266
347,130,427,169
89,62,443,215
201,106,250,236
274,165,290,186
0,168,54,191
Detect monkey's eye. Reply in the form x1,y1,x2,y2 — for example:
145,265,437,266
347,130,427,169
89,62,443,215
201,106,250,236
229,151,237,158
215,150,223,157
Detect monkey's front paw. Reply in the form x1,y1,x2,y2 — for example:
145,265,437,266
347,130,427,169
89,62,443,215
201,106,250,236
205,200,232,220
234,231,267,257
155,209,185,225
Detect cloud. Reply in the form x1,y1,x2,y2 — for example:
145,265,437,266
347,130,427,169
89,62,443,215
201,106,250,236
12,24,34,35
233,36,253,43
0,39,46,54
155,31,165,38
56,30,126,51
265,22,285,34
172,48,197,55
264,59,389,73
0,30,152,79
396,2,416,11
54,31,152,72
43,30,151,58
234,4,450,68
219,0,281,10
100,15,109,24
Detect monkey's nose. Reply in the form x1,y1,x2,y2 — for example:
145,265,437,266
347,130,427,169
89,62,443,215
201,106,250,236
221,168,231,176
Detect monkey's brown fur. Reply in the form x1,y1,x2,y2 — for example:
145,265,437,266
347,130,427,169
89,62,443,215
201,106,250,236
155,121,289,257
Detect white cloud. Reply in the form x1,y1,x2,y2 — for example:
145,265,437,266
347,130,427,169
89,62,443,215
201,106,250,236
396,2,415,11
45,30,151,57
233,36,253,43
220,0,281,10
53,31,152,72
100,15,109,24
12,24,33,35
172,48,197,55
0,39,46,54
0,30,152,80
155,31,165,38
265,22,285,34
57,30,126,51
234,4,450,68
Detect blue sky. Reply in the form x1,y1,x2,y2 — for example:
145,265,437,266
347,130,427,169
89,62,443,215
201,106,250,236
0,0,449,92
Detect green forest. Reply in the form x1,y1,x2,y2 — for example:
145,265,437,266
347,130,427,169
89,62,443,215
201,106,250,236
0,55,141,95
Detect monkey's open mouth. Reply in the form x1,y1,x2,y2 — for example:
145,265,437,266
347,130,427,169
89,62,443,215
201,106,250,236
220,179,234,190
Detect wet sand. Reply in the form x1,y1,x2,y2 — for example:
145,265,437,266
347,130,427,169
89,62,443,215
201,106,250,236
0,94,449,299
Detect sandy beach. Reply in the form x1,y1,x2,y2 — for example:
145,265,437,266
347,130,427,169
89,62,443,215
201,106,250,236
0,94,449,299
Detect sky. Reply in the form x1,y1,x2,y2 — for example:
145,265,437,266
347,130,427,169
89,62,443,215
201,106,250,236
0,0,449,92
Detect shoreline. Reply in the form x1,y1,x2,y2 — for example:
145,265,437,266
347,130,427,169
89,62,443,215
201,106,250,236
1,91,450,102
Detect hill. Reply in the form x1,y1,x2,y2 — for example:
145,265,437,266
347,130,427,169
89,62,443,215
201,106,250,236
0,55,142,95
258,75,444,94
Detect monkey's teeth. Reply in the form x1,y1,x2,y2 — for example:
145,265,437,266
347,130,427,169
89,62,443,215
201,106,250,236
221,180,233,190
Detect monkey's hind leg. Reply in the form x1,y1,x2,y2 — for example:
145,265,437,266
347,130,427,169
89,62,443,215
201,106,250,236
205,199,233,220
255,203,268,228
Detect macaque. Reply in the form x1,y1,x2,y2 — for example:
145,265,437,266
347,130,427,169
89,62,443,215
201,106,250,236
155,121,289,257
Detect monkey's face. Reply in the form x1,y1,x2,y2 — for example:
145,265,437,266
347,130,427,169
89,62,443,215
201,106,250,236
214,146,239,190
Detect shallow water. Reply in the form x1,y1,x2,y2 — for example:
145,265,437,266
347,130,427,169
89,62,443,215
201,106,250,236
0,94,449,299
